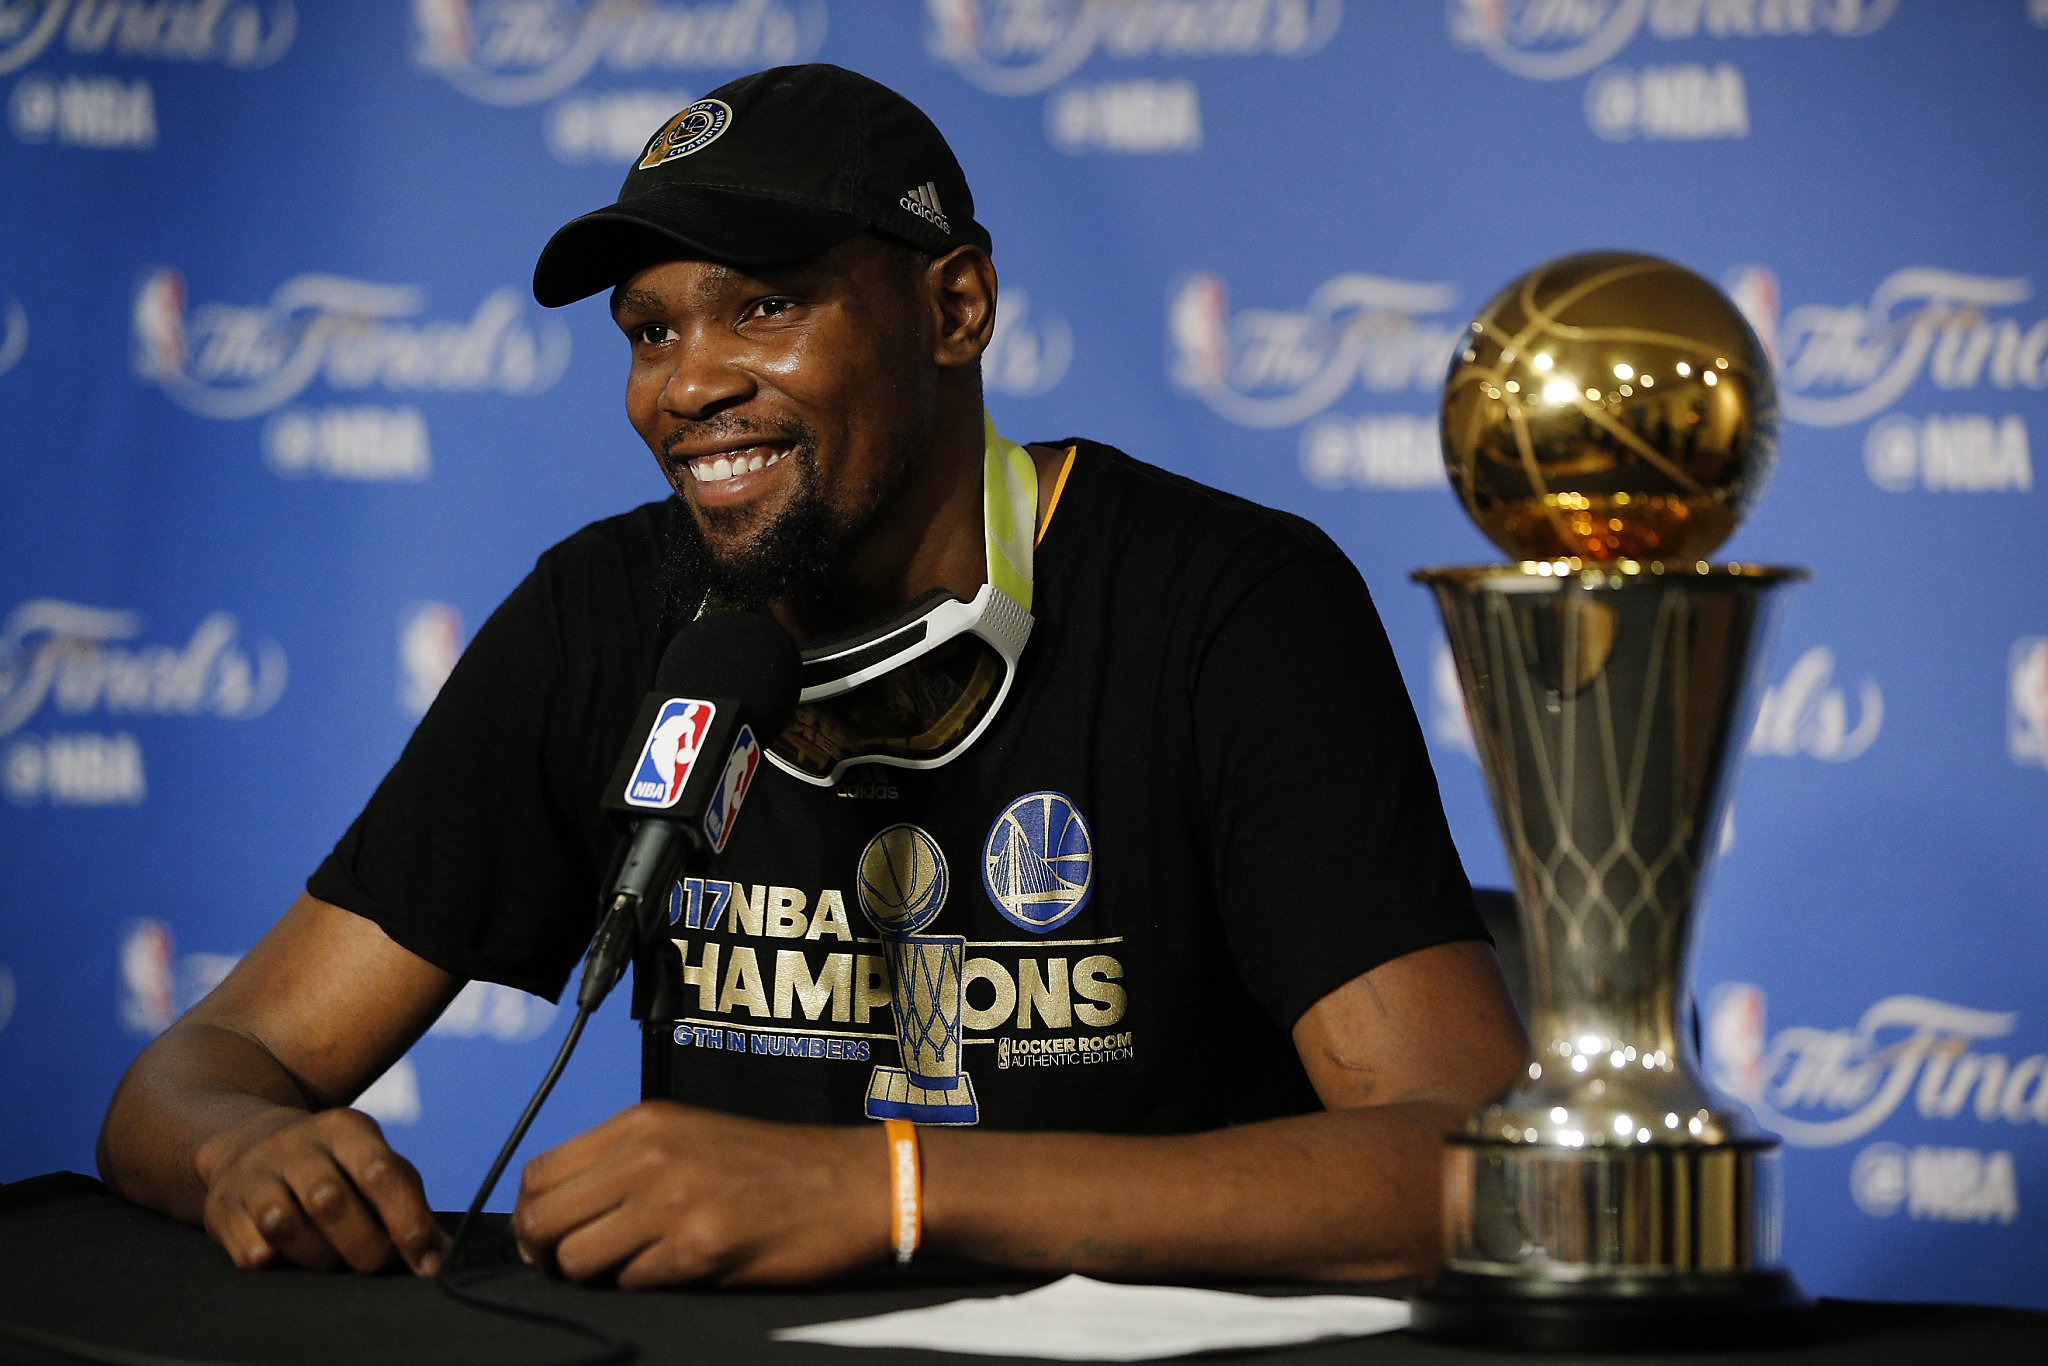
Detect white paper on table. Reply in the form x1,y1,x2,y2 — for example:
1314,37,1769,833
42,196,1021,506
772,1273,1411,1360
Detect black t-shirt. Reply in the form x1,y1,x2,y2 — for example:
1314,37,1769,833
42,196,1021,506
310,440,1481,1133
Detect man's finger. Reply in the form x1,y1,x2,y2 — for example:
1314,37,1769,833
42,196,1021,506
203,1199,279,1272
516,1106,675,1250
517,1102,652,1200
280,1156,398,1274
554,1205,669,1285
615,1235,693,1290
514,1155,631,1267
231,1176,345,1272
331,1127,446,1275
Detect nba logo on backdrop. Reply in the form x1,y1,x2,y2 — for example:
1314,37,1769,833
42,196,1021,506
1704,983,1768,1104
131,269,187,382
398,603,463,715
412,0,472,69
118,921,177,1036
2012,639,2048,768
1168,273,1229,391
0,296,25,377
627,699,715,807
1722,264,1778,362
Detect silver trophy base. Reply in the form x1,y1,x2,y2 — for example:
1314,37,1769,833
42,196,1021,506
1413,1135,1814,1349
1411,1266,1814,1351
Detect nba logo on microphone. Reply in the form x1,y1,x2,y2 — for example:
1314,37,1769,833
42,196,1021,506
626,699,716,809
702,725,762,853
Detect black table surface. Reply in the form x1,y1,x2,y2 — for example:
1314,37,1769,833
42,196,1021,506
1,1173,2043,1366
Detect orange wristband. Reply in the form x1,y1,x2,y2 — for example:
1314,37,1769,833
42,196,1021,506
884,1119,921,1264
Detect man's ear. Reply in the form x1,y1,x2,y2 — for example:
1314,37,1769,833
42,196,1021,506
927,246,997,369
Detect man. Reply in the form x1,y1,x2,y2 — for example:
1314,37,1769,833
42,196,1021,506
97,64,1525,1289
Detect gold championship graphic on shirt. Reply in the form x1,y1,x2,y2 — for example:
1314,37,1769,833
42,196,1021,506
657,877,1129,1034
857,823,979,1124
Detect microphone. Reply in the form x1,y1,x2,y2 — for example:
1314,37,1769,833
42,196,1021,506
577,613,801,1011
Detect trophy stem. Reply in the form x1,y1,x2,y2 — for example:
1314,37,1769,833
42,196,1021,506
1412,563,1812,1349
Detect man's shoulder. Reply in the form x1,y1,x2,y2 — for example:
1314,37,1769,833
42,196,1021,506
519,499,678,613
509,499,678,652
536,499,673,570
1038,436,1353,570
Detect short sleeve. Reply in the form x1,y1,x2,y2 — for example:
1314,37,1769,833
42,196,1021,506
1190,531,1483,1030
308,512,667,1001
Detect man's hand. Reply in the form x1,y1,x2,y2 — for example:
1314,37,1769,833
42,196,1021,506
97,896,465,1274
514,1101,889,1287
193,1105,448,1276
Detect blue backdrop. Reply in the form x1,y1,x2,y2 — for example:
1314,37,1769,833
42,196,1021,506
3,0,2044,1310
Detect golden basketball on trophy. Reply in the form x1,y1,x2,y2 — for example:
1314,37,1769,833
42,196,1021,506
1440,251,1777,564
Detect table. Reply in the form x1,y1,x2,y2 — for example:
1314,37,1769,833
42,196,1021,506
2,1173,2042,1365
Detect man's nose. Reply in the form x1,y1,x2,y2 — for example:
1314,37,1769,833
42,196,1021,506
658,333,753,418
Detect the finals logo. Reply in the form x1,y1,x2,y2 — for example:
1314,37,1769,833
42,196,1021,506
1167,270,1464,428
0,0,297,77
130,266,571,421
1448,0,1898,82
927,0,1344,97
411,0,827,106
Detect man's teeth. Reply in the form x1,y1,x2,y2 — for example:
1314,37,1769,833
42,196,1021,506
691,448,787,484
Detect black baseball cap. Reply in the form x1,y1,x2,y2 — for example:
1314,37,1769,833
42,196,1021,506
532,64,991,307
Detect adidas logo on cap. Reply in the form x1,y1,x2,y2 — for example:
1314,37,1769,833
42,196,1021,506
899,181,952,233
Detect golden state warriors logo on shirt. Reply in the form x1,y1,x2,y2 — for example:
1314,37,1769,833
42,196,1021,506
983,792,1095,933
637,98,732,169
858,824,978,1125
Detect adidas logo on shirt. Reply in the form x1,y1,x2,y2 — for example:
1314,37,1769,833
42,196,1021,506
899,181,952,233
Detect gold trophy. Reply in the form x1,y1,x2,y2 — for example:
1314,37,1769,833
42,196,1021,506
1411,252,1812,1348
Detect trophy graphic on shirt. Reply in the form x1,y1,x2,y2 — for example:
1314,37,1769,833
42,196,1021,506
1411,252,1811,1348
858,823,980,1124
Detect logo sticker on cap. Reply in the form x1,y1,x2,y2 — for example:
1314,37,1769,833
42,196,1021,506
638,98,733,170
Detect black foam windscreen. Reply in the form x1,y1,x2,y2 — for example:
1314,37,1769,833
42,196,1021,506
655,612,802,736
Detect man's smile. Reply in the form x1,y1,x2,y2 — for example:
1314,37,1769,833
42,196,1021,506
662,436,800,506
687,444,792,485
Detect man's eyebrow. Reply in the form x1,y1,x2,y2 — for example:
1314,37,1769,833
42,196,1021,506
610,286,664,320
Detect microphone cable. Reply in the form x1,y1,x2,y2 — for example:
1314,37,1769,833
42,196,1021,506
431,611,799,1364
431,896,647,1366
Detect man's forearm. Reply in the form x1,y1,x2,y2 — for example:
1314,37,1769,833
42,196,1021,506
97,1019,319,1223
921,1101,1466,1283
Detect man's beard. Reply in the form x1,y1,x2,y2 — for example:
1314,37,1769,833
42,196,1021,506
655,425,914,624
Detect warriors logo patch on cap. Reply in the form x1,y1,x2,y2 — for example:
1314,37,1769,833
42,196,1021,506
637,99,733,171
